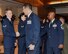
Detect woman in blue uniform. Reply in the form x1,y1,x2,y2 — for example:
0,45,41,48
18,13,26,54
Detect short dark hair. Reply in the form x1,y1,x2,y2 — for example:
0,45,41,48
23,3,32,10
47,7,56,14
5,8,12,11
19,13,24,19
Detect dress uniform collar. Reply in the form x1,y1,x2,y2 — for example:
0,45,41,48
27,11,32,18
50,18,55,23
6,17,12,22
49,18,55,28
6,18,13,24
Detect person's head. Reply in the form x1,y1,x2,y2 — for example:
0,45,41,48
47,10,56,21
22,3,32,15
59,17,65,25
19,13,26,21
5,8,13,19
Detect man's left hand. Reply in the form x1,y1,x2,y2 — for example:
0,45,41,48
58,44,64,49
28,44,35,50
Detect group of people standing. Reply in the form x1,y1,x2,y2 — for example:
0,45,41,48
2,3,40,54
1,3,66,54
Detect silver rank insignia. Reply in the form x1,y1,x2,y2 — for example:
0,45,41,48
3,25,7,28
27,20,32,24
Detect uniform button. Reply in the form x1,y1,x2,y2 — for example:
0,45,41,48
49,36,51,38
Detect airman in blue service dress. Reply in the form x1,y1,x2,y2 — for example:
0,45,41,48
2,17,16,54
25,12,40,54
44,19,64,54
18,14,26,54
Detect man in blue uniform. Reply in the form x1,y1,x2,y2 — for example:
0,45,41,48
44,10,64,54
22,3,40,54
18,13,26,54
1,9,16,54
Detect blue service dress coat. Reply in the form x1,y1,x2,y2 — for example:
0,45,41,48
43,19,64,54
2,18,16,54
18,19,26,54
25,12,40,54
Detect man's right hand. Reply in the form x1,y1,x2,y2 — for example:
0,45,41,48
16,32,20,37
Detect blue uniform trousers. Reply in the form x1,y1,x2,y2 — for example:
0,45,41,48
4,37,15,54
18,36,26,54
46,45,61,54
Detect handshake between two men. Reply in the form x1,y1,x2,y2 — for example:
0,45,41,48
15,32,35,50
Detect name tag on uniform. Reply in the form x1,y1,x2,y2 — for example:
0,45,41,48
27,20,32,24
